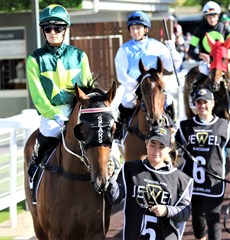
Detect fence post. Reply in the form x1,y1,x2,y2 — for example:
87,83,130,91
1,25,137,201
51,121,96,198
9,129,18,228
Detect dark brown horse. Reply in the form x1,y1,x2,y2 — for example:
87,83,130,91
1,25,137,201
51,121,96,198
184,33,230,119
120,57,169,161
24,82,116,240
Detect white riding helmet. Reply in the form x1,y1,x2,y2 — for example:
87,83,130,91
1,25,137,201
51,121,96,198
203,1,221,15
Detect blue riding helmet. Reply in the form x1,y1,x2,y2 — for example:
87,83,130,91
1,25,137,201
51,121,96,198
127,11,151,29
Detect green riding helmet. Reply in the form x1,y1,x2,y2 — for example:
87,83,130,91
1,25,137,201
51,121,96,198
220,14,230,23
39,4,71,27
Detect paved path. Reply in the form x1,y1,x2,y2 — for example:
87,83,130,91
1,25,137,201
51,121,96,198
106,194,230,240
106,169,230,240
0,194,229,240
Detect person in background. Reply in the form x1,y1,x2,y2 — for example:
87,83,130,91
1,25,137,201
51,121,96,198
220,13,230,31
26,4,93,181
188,1,230,96
173,17,186,60
176,88,230,240
114,11,182,140
106,126,193,239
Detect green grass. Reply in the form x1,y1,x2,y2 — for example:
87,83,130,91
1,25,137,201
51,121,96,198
0,200,26,224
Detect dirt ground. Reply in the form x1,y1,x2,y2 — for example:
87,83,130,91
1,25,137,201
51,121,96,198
0,194,229,240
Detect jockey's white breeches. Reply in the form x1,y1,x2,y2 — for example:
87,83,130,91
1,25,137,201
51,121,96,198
39,116,62,138
121,86,138,109
39,105,70,138
121,84,174,109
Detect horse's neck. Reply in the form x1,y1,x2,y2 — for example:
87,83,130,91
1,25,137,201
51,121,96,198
135,104,150,133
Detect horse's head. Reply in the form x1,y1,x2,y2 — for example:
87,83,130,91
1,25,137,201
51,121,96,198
206,33,230,91
71,81,116,193
139,56,166,126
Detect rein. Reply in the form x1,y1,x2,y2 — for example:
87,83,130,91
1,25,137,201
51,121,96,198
127,103,149,141
223,78,230,116
177,141,230,184
61,126,90,169
177,141,230,233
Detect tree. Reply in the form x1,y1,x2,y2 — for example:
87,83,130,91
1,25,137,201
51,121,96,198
183,0,229,11
0,0,82,12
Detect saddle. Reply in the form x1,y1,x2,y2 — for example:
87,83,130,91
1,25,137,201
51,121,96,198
30,142,59,204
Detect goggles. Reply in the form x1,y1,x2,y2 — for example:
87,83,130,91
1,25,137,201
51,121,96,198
204,8,218,15
128,16,144,22
43,25,66,34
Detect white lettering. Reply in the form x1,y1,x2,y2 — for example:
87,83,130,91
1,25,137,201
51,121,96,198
98,115,103,143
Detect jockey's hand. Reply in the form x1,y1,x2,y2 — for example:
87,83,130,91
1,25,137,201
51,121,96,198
169,127,176,144
165,40,176,51
199,53,210,63
54,114,68,126
107,157,115,178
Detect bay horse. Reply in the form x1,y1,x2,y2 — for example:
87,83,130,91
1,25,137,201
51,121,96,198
120,56,172,161
184,33,230,119
24,82,116,240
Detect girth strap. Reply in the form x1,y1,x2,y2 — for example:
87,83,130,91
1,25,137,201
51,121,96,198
41,164,90,181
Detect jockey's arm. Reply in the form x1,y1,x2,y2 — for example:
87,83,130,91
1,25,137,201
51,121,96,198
162,40,182,72
115,47,139,90
26,55,61,119
187,32,206,62
199,53,210,63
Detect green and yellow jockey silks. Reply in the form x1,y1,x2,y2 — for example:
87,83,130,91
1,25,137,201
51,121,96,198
26,42,93,119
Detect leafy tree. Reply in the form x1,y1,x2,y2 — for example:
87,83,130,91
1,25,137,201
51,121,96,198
183,0,229,11
0,0,228,13
0,0,82,12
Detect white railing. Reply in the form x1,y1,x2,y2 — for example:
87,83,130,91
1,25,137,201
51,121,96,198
0,109,40,227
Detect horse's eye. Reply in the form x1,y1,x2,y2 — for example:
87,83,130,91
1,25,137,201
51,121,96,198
210,56,213,63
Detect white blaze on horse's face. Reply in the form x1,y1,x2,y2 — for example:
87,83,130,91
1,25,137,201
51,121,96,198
150,82,156,89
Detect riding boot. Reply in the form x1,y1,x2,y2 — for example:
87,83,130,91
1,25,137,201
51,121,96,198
27,133,59,180
114,104,135,140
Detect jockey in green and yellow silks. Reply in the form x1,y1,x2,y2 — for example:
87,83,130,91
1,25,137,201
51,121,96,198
26,42,92,120
26,4,93,184
188,1,230,65
187,1,230,100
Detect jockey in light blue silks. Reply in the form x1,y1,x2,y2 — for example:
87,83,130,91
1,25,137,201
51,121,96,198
114,11,182,140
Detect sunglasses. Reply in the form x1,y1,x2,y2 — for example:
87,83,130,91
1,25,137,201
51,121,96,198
43,25,66,34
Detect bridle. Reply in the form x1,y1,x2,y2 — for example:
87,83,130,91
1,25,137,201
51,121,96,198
43,92,115,176
127,73,172,141
67,92,115,169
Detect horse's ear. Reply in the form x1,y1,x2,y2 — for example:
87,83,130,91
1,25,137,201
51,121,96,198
139,59,146,74
75,83,88,101
105,81,117,103
156,57,163,74
224,37,230,49
206,32,215,48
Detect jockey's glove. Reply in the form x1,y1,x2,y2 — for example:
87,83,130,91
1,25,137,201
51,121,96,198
165,40,176,52
54,114,69,126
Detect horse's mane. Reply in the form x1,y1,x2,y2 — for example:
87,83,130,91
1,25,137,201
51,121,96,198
68,75,107,113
